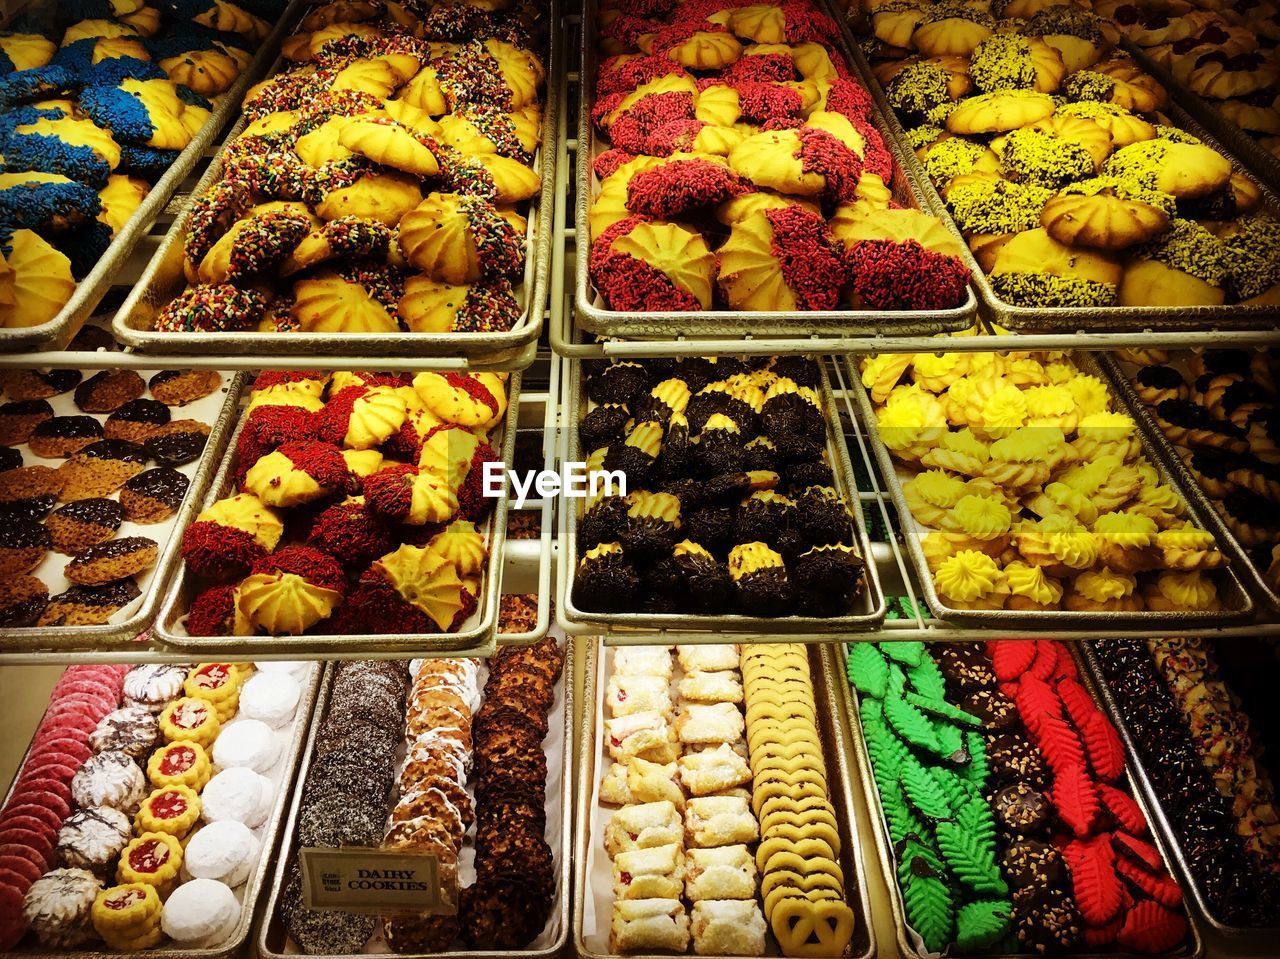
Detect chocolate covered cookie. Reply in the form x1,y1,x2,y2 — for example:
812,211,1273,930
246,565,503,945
0,493,57,523
105,399,170,443
74,371,145,413
0,519,50,574
0,399,53,445
0,465,64,501
65,536,158,586
148,370,222,406
1,370,81,401
28,416,104,458
0,446,20,473
46,499,125,554
38,579,141,626
121,467,189,523
0,574,49,627
145,420,210,466
58,441,148,500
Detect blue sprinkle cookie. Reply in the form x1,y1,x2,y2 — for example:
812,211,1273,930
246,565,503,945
0,65,75,111
117,141,180,178
79,77,211,150
0,172,101,232
2,114,121,187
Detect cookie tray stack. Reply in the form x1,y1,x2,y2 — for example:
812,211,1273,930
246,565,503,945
576,640,875,959
256,640,572,959
0,368,246,654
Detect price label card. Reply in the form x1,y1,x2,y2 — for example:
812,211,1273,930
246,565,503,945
299,847,456,916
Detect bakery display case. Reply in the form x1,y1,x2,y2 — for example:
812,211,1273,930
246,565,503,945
1,0,1279,957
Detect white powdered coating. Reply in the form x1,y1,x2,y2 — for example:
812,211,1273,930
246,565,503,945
238,672,301,728
211,719,279,773
182,821,259,887
70,750,145,814
160,878,240,946
201,766,272,827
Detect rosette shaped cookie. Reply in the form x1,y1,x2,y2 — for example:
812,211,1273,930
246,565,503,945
0,171,101,232
1102,140,1231,200
572,542,639,612
397,192,524,284
180,492,283,579
97,174,150,235
830,204,967,261
0,33,56,72
317,385,408,450
989,228,1122,307
0,229,75,328
847,239,970,310
589,216,715,312
80,78,212,150
426,519,487,578
716,206,847,311
242,440,358,507
412,371,507,430
946,90,1056,134
397,276,522,333
236,546,346,635
1040,176,1173,250
193,209,312,285
290,264,404,333
334,543,476,634
155,42,243,97
313,167,422,225
2,112,122,188
364,463,459,525
338,116,442,178
418,425,499,521
728,125,863,203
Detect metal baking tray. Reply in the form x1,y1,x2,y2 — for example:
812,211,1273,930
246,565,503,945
1078,642,1280,941
0,0,307,354
0,370,248,654
257,643,575,959
1,660,323,959
112,0,561,366
572,0,978,340
1120,39,1280,194
573,639,876,959
152,372,521,656
846,352,1255,628
839,640,1204,959
1095,352,1280,615
837,22,1280,333
560,359,888,637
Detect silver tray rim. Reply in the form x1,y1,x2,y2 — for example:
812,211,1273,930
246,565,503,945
571,0,980,340
837,640,1206,959
110,0,562,363
0,0,309,353
256,642,575,959
840,17,1280,333
1078,641,1280,940
570,638,878,959
559,358,889,635
0,660,324,959
150,372,521,655
0,370,249,652
845,352,1257,628
1094,352,1280,615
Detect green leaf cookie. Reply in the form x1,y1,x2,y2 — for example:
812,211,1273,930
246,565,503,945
906,691,982,728
902,872,955,954
882,640,927,667
956,899,1013,952
936,820,1008,896
880,778,928,845
906,655,948,700
884,694,943,755
900,754,953,821
847,643,891,700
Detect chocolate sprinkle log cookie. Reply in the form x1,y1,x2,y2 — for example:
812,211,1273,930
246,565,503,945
46,498,125,553
0,494,57,523
64,535,158,586
38,578,141,626
148,370,222,406
105,399,171,443
144,419,210,466
0,519,50,575
28,415,104,458
0,574,49,627
74,370,145,413
120,467,189,523
58,440,148,500
0,370,81,401
0,399,53,445
0,465,64,502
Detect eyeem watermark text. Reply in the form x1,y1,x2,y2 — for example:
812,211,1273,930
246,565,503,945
483,462,627,509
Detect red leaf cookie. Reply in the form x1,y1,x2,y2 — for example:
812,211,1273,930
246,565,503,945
1056,677,1098,730
1113,832,1164,872
1064,834,1124,925
1034,712,1086,775
1116,855,1183,908
1028,641,1058,680
1051,761,1100,837
1098,784,1148,836
992,640,1037,682
1116,900,1187,954
1081,712,1127,782
1015,675,1061,738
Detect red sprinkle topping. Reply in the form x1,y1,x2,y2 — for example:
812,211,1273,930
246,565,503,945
182,522,267,580
723,54,796,84
597,54,689,97
846,239,970,311
625,158,749,218
824,78,875,122
315,385,369,446
590,215,703,313
594,148,638,181
606,91,697,153
306,499,394,570
250,545,346,594
185,583,241,635
765,205,846,311
796,126,863,203
276,440,358,493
